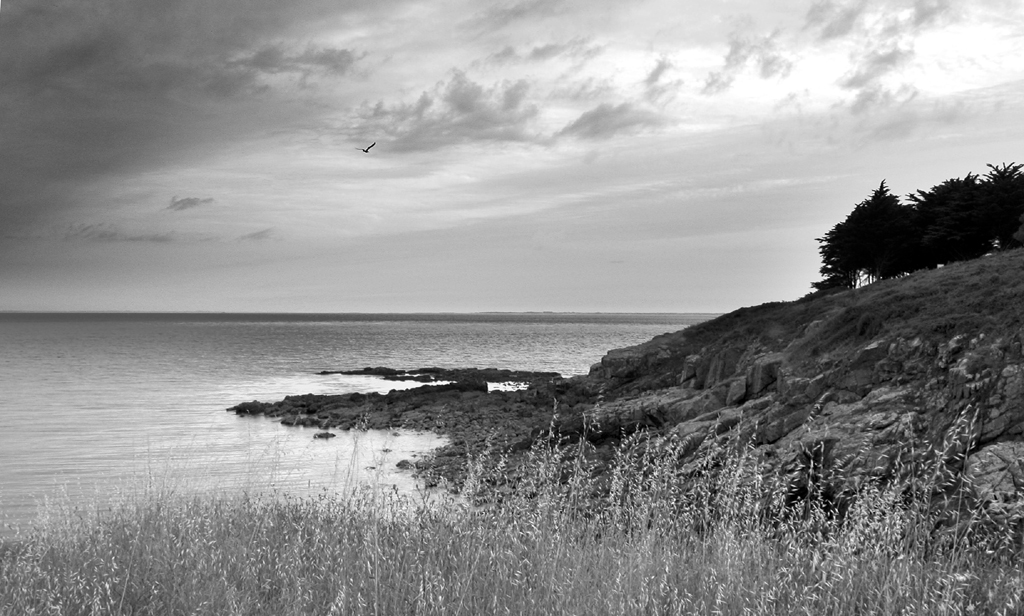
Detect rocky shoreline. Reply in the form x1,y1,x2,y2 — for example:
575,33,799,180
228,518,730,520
228,367,574,485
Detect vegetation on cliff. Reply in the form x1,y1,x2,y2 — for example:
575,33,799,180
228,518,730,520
813,163,1024,289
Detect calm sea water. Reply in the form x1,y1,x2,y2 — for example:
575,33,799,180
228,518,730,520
0,312,710,537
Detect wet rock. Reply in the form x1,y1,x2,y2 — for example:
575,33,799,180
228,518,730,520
229,401,269,415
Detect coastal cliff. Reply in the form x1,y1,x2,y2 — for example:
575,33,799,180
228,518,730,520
569,248,1024,520
231,249,1024,519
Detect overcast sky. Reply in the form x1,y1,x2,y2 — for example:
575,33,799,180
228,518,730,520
1,0,1022,313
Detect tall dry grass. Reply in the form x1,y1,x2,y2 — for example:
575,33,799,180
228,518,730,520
2,429,1023,615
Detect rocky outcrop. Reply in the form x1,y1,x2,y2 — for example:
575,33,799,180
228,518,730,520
228,373,568,485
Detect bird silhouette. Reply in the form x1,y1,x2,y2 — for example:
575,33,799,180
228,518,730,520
357,142,376,153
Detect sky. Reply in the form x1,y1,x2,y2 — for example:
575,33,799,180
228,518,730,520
1,0,1023,313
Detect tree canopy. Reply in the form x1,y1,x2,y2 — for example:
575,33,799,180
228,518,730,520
813,163,1024,290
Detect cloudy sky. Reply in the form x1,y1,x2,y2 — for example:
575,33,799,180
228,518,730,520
1,0,1022,313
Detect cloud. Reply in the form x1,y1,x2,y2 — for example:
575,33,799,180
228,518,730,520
467,0,567,31
840,45,914,88
0,0,367,235
644,57,683,102
645,58,673,87
806,0,958,42
238,228,275,241
847,82,919,115
805,0,868,40
910,0,955,28
557,103,668,140
485,38,603,65
804,1,959,116
168,196,215,211
64,223,176,243
551,77,616,102
702,27,793,95
839,44,917,114
359,71,540,150
232,45,358,78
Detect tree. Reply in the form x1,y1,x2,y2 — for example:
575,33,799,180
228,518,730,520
814,217,860,290
906,174,989,267
979,163,1024,250
813,182,916,289
812,162,1023,292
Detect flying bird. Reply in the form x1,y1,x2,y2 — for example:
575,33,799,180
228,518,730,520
357,142,376,153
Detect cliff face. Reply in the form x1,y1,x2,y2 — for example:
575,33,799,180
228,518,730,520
569,249,1024,520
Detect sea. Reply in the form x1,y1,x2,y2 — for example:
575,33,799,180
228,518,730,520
0,312,711,538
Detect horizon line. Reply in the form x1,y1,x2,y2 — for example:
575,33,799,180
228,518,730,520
0,310,722,316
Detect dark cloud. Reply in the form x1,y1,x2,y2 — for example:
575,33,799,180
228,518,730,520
912,0,954,27
557,103,668,140
64,223,176,243
839,46,914,90
644,57,683,102
0,0,371,235
360,71,539,151
702,28,792,95
168,196,215,211
805,0,868,40
233,45,358,77
645,58,673,87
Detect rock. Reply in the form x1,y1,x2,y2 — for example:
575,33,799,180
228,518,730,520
746,354,783,397
725,377,747,406
850,340,889,369
706,347,743,387
281,415,319,427
229,401,268,415
593,330,689,381
679,354,700,386
396,459,414,470
966,442,1024,523
314,431,336,439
